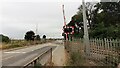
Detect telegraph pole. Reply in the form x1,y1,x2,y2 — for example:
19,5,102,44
82,0,90,57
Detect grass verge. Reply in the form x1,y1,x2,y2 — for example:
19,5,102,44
0,40,53,50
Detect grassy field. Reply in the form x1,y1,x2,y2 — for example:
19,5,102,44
0,39,53,50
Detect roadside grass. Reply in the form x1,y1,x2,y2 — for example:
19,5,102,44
2,44,21,49
0,39,53,50
68,52,85,66
65,40,86,66
1,41,28,50
65,40,97,66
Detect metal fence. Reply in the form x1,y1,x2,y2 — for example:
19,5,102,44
65,38,120,66
23,48,52,68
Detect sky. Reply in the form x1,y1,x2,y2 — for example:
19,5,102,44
0,0,100,39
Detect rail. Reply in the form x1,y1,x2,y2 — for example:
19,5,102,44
23,48,52,68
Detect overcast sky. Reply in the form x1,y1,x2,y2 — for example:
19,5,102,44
0,0,99,39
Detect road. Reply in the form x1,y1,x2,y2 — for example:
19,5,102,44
1,43,57,66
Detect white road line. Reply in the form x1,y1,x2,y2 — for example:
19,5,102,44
52,45,59,53
31,50,35,51
2,52,26,60
2,55,14,60
4,52,26,54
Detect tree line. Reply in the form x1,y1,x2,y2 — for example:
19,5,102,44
67,1,120,39
24,30,46,41
0,31,46,43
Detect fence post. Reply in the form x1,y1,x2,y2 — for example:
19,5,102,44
34,60,37,66
89,38,92,59
50,48,52,65
95,38,97,61
109,39,112,66
98,38,101,61
107,38,110,65
91,39,93,59
101,38,104,64
96,38,98,61
118,39,120,67
112,39,116,66
93,38,95,61
104,38,107,64
116,39,119,66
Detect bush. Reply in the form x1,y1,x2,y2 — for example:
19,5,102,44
89,23,120,39
70,52,84,66
9,44,21,48
102,56,119,66
0,34,10,43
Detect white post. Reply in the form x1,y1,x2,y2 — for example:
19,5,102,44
82,0,90,57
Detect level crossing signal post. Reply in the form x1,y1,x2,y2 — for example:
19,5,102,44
62,26,74,52
63,26,74,41
62,4,75,52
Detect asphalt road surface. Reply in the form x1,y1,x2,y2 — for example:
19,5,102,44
1,43,57,66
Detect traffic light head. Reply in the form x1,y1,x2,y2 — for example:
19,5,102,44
64,28,72,33
63,26,74,34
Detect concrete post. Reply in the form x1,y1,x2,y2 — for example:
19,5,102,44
82,0,90,58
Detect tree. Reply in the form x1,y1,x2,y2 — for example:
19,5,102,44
95,2,120,27
67,1,120,39
89,1,120,39
66,8,83,38
42,35,46,42
35,35,41,41
43,35,46,39
24,31,35,41
66,2,96,38
0,34,10,43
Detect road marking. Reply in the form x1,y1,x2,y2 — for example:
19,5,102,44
31,50,34,51
4,52,26,54
2,52,26,60
2,55,14,60
52,45,59,53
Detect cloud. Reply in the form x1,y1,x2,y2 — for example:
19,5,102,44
1,1,91,39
